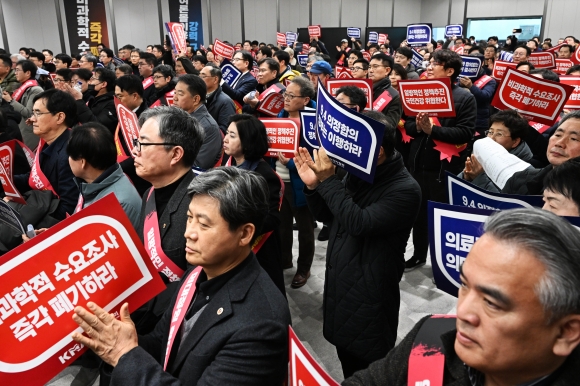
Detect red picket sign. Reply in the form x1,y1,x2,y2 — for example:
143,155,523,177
114,98,140,162
0,162,25,204
277,32,286,46
0,194,166,386
334,66,353,79
49,73,56,83
559,75,580,110
398,78,456,117
378,33,388,45
301,43,310,54
257,94,285,117
288,326,339,386
213,39,235,60
361,51,371,61
528,52,556,69
452,45,465,55
326,78,373,110
491,68,574,125
308,25,321,38
261,118,300,158
165,22,187,55
492,60,517,80
529,121,553,134
555,59,574,75
0,140,33,205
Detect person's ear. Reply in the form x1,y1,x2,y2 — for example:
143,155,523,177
378,146,385,159
55,111,67,125
553,315,580,357
511,137,521,149
169,145,185,166
237,223,255,247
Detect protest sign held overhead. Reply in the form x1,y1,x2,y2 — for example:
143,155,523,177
491,67,574,126
0,162,25,205
445,24,463,37
378,34,388,45
286,32,298,45
368,31,378,44
398,78,456,117
459,55,482,78
213,39,235,60
361,50,371,61
491,60,517,80
555,59,574,75
308,25,321,38
326,78,373,110
114,97,140,163
165,22,187,55
0,194,165,385
315,83,385,183
277,32,287,46
299,110,319,152
559,75,580,110
219,59,242,87
347,28,361,39
446,172,544,211
407,23,432,46
411,49,424,69
528,52,556,69
261,118,300,158
301,43,310,54
289,327,339,386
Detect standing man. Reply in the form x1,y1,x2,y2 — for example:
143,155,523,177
139,52,157,103
369,53,402,130
200,64,236,133
294,111,421,378
221,50,258,106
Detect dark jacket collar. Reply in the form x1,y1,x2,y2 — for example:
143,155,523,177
373,76,393,93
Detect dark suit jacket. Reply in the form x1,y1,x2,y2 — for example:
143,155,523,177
111,254,291,386
221,72,258,105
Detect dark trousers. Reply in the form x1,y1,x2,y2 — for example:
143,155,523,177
279,181,315,273
336,347,372,379
410,169,448,260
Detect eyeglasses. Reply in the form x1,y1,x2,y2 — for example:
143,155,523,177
232,58,244,62
350,66,365,72
258,68,270,73
90,76,101,82
138,63,150,67
427,61,444,68
132,139,178,152
485,130,511,138
14,68,22,73
282,92,305,101
153,75,166,80
53,78,66,83
31,110,52,118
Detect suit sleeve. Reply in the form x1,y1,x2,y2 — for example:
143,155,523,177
221,76,258,105
257,165,281,234
194,121,223,170
429,94,476,144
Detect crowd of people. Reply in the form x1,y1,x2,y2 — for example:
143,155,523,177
0,26,579,386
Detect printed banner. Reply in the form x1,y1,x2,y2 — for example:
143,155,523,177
334,66,353,79
491,67,574,125
114,98,139,158
0,199,24,234
301,43,310,54
491,60,517,80
288,326,339,386
446,172,544,210
168,0,204,51
326,79,373,110
368,31,378,44
411,49,424,69
62,0,109,56
555,59,574,75
261,118,300,158
378,34,388,45
546,42,565,54
445,24,463,37
398,78,456,117
213,39,235,60
219,59,242,87
277,32,287,46
286,32,298,46
165,22,187,55
407,23,432,46
0,141,32,205
299,110,319,152
560,75,580,109
315,83,385,183
297,55,308,67
459,56,482,78
528,52,556,69
361,51,371,61
256,85,285,117
0,194,166,385
347,28,361,39
308,25,321,38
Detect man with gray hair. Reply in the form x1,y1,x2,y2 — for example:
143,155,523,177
343,208,580,385
200,64,236,134
72,167,291,385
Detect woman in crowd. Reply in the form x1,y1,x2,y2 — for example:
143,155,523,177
175,57,198,76
389,64,408,92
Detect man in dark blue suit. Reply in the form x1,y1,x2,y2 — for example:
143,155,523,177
220,50,257,106
72,167,291,386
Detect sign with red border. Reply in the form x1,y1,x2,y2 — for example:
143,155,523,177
288,326,339,386
277,32,286,46
165,22,187,55
555,59,574,75
334,66,353,79
308,25,321,38
261,118,300,158
398,78,456,117
213,39,235,60
492,60,517,80
528,52,556,69
559,75,580,110
114,98,139,158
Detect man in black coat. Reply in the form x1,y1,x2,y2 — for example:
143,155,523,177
343,209,580,386
74,67,118,134
294,111,421,378
369,53,402,131
201,64,236,134
404,49,476,271
221,50,258,105
72,167,291,385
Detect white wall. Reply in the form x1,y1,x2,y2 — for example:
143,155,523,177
393,0,422,27
244,0,277,44
544,0,580,41
420,0,448,26
114,0,163,50
466,0,544,18
280,0,309,34
210,0,242,44
368,0,393,27
311,0,341,28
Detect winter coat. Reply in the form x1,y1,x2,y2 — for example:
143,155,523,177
468,72,497,129
372,77,402,131
76,91,119,135
10,84,44,150
405,64,419,79
206,85,236,133
0,70,20,95
501,165,552,195
190,104,223,170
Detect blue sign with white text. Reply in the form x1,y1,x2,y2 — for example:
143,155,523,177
446,172,544,210
368,31,378,44
220,59,242,87
300,110,319,152
286,32,298,45
411,49,424,69
315,83,385,183
347,28,361,39
407,23,432,46
459,56,482,78
445,24,463,37
297,54,308,67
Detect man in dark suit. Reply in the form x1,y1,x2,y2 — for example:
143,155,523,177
221,50,258,105
72,167,291,385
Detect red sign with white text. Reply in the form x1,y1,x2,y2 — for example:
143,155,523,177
528,52,556,69
256,85,285,117
308,25,321,38
574,45,580,65
334,66,353,79
398,78,456,117
261,118,300,158
559,75,580,110
491,68,574,125
326,79,373,110
213,39,235,60
0,141,32,205
277,33,286,46
378,34,388,45
301,43,310,54
361,51,371,61
492,60,517,80
114,98,139,160
555,59,574,75
0,194,165,386
165,22,187,55
288,327,339,386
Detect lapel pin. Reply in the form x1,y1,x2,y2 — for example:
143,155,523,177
163,224,166,229
217,307,223,315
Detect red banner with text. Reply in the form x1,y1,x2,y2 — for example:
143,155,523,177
559,75,580,110
555,59,574,75
213,39,235,60
308,25,321,38
528,52,556,69
261,118,300,158
288,327,339,386
492,60,517,80
398,78,456,117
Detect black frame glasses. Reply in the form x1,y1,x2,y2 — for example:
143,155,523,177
132,138,178,152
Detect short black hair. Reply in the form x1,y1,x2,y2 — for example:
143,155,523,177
153,44,164,53
258,46,272,58
55,53,72,67
75,68,93,81
177,74,207,102
336,86,367,111
116,75,144,97
543,157,580,212
121,44,135,51
101,48,114,58
192,54,208,64
468,46,485,55
176,57,198,75
84,55,98,68
139,52,156,66
392,63,408,79
55,68,74,82
153,64,176,79
273,49,290,66
396,47,413,60
257,58,280,78
560,44,574,53
527,39,538,48
486,45,498,53
228,114,269,161
116,64,133,76
353,58,369,70
16,59,37,79
515,44,532,57
368,43,380,51
566,65,580,75
362,110,396,157
236,50,254,70
530,69,560,83
489,110,529,140
516,61,535,71
42,49,54,56
369,53,394,69
252,40,259,46
29,51,45,64
0,54,11,68
432,49,462,82
488,36,498,42
347,50,363,60
33,89,77,128
94,67,116,92
67,122,116,170
19,47,31,56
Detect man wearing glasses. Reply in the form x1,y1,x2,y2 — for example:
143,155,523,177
221,50,258,105
79,55,98,71
368,53,401,130
350,58,369,79
200,64,236,134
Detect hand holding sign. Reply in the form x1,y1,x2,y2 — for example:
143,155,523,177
72,302,137,366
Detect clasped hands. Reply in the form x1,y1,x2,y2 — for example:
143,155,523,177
293,147,335,190
415,112,433,135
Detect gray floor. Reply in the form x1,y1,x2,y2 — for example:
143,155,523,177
47,223,457,385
